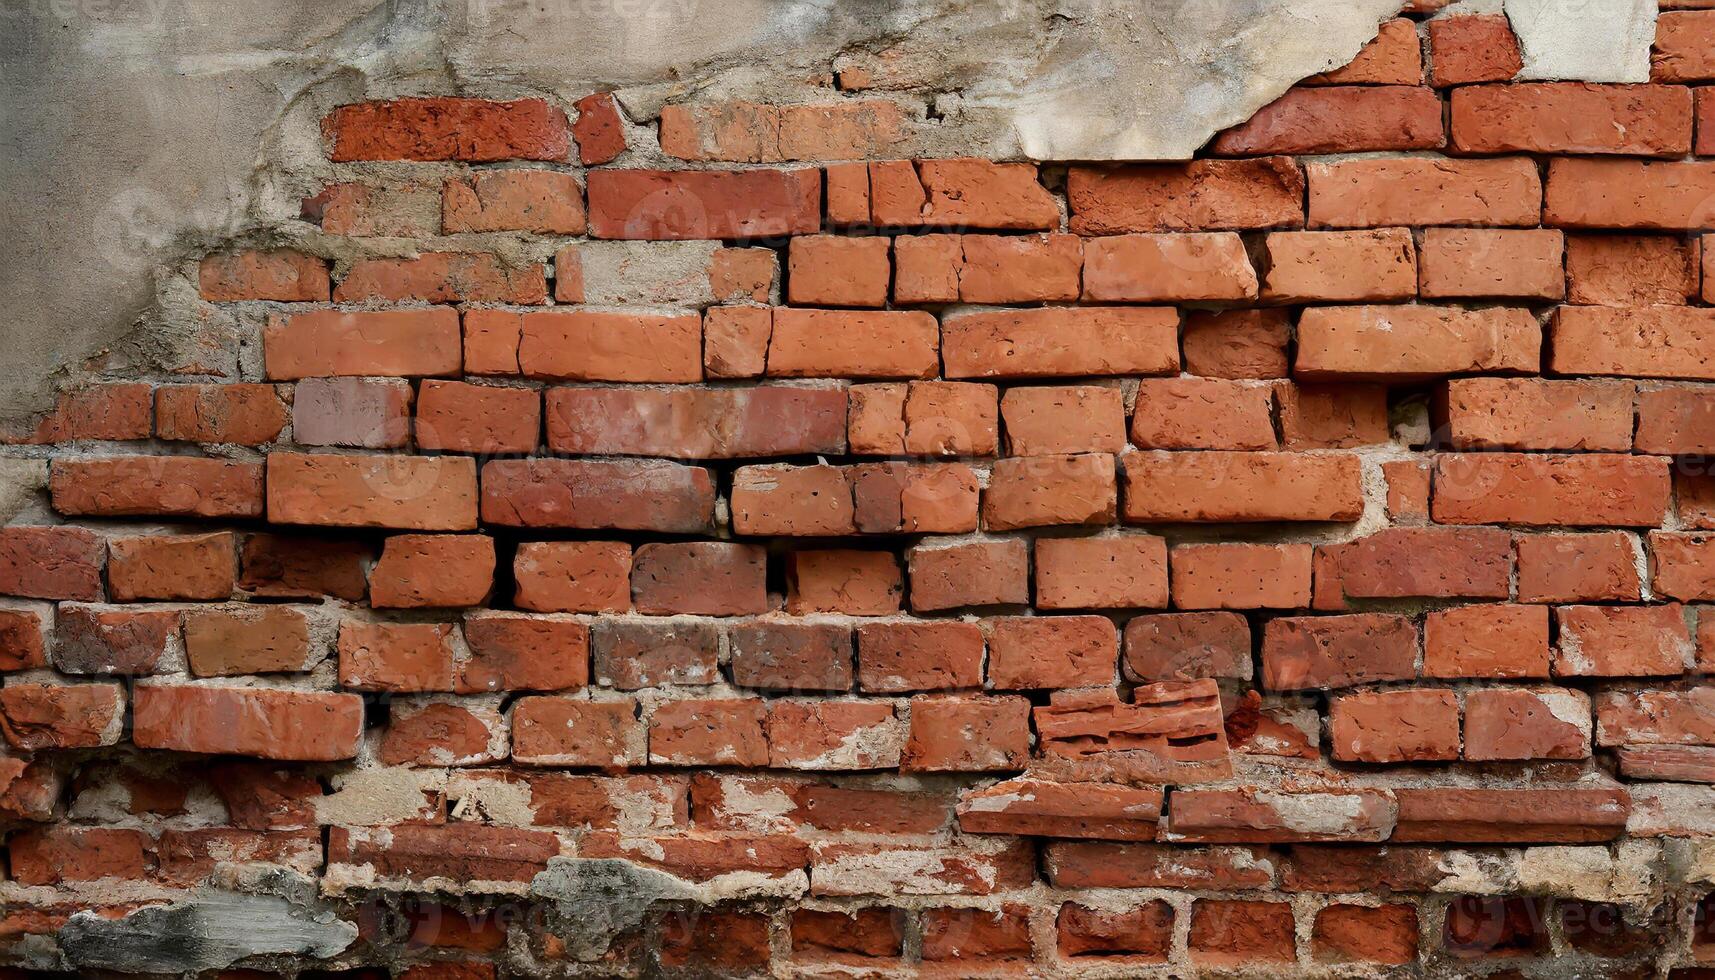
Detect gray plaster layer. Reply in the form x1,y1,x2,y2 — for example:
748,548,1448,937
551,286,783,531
0,0,1657,426
1506,0,1657,82
58,890,357,972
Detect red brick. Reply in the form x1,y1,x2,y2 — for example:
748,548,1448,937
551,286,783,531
183,604,314,676
481,458,715,532
788,235,889,306
907,539,1029,611
1442,377,1631,451
730,464,855,536
767,308,938,379
1424,603,1551,679
0,383,152,445
709,246,776,303
324,97,570,161
291,377,412,449
463,307,522,375
986,615,1117,690
1653,11,1715,81
857,620,984,692
302,181,439,236
1164,787,1396,843
729,622,852,691
921,906,1034,962
154,384,287,445
1429,14,1522,86
108,531,235,602
1313,904,1419,965
442,170,585,233
1034,535,1168,610
1681,470,1715,528
1651,531,1715,600
1262,614,1417,690
8,827,148,884
703,305,771,379
414,380,539,455
1597,689,1715,747
1566,234,1700,305
517,308,704,382
1315,527,1512,609
1171,543,1310,610
1452,83,1692,156
1419,228,1566,300
0,603,49,671
1465,687,1591,760
650,699,769,767
0,683,123,750
1082,232,1257,302
238,533,369,601
1517,532,1641,603
852,461,981,534
901,694,1030,771
1000,385,1126,456
900,382,999,457
1068,157,1304,234
0,526,103,601
1276,383,1388,450
513,541,630,613
824,161,870,224
1121,450,1363,523
1384,459,1431,523
1554,306,1715,382
896,234,1082,304
462,611,589,692
1261,228,1416,303
53,603,178,674
768,700,900,770
586,168,819,239
573,92,626,164
263,308,460,379
1124,612,1251,681
1188,900,1295,965
1058,902,1174,960
983,453,1116,530
944,306,1180,379
869,158,1057,229
133,684,363,761
1182,309,1290,379
338,620,458,692
1296,305,1539,379
1214,86,1443,155
631,542,766,616
198,249,329,301
329,823,559,883
1278,844,1452,892
1432,453,1669,527
785,550,902,615
548,385,844,459
369,534,494,608
512,697,642,767
334,252,546,304
1131,377,1276,450
1556,603,1693,677
789,906,904,961
51,456,263,519
658,907,771,970
959,776,1161,838
1310,18,1422,85
1393,787,1627,843
1546,158,1715,229
1637,384,1715,454
267,452,476,530
1046,841,1272,889
1330,689,1460,762
378,700,504,767
1308,157,1542,227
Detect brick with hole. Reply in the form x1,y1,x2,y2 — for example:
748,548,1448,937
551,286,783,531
985,615,1117,690
592,619,718,689
768,700,901,770
1424,604,1551,679
513,541,631,613
786,550,901,615
1330,689,1460,763
922,905,1034,962
368,534,495,608
1419,228,1565,300
1172,543,1312,610
729,622,852,692
901,694,1030,772
108,531,235,602
1130,377,1277,450
1067,157,1304,234
264,308,461,379
1308,157,1542,228
907,539,1029,611
132,684,363,761
1034,535,1168,610
650,699,769,767
511,697,643,767
51,456,264,519
462,611,589,692
1081,232,1258,302
730,464,855,536
154,383,288,445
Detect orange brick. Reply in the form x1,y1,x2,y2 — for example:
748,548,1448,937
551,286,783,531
1637,383,1715,454
267,452,477,530
1434,453,1669,527
133,685,363,761
586,168,820,239
857,620,984,692
1212,86,1444,155
730,464,855,536
908,539,1029,612
482,458,716,532
415,380,540,455
199,249,329,301
512,698,642,766
767,309,938,378
1383,459,1431,523
1419,228,1565,300
703,306,772,379
155,384,288,446
982,453,1117,531
442,170,585,233
1650,531,1715,600
547,385,845,459
1565,234,1700,305
943,307,1179,379
1308,157,1541,228
368,534,495,608
1451,83,1692,156
1517,532,1641,603
1308,18,1423,86
264,309,461,379
1170,543,1312,610
1653,11,1715,81
1121,451,1363,523
51,456,263,519
0,383,152,445
788,235,890,306
1546,159,1715,229
1000,385,1127,456
1314,527,1511,608
1428,14,1522,86
1261,229,1416,303
334,252,546,304
1130,378,1277,451
573,91,626,164
786,550,902,615
1034,536,1169,610
517,309,702,382
1082,233,1257,302
1424,604,1551,678
902,382,999,456
513,541,631,613
1276,383,1389,450
108,532,235,602
1550,305,1715,379
709,246,777,303
1296,305,1539,379
869,159,1057,229
1554,604,1693,677
1182,310,1289,379
324,97,570,162
1441,378,1633,451
986,616,1118,690
1068,157,1304,234
650,699,769,767
901,695,1030,771
1330,690,1460,763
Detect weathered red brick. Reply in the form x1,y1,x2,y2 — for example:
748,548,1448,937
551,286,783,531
546,385,844,459
1465,687,1591,760
183,604,315,676
1131,377,1276,450
1182,309,1290,379
481,458,715,532
943,306,1179,379
1428,14,1522,86
1172,543,1311,610
1308,157,1542,227
649,699,769,766
267,452,477,530
788,235,890,306
1082,233,1257,302
0,683,124,750
631,542,766,616
586,168,819,239
1546,158,1715,229
1432,453,1670,527
368,534,495,608
869,158,1057,229
442,170,585,233
1653,11,1715,81
1296,305,1539,379
767,308,938,379
901,695,1030,772
1189,900,1296,965
786,550,902,615
1068,157,1304,234
1552,305,1715,379
1262,614,1417,690
1517,532,1641,604
462,611,590,692
0,383,152,445
1121,451,1363,523
573,92,626,164
51,456,263,519
1419,228,1565,300
1424,603,1551,679
1214,86,1443,155
133,684,363,760
730,623,852,692
1452,83,1692,156
334,252,546,304
1441,377,1632,451
1567,234,1700,305
1392,787,1627,843
324,97,571,161
1330,689,1460,763
1555,604,1693,677
1035,535,1168,610
907,539,1029,611
857,620,984,692
108,531,235,602
0,526,104,601
155,384,287,445
199,249,329,301
512,697,642,767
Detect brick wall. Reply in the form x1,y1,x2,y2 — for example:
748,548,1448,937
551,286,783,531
8,6,1715,978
